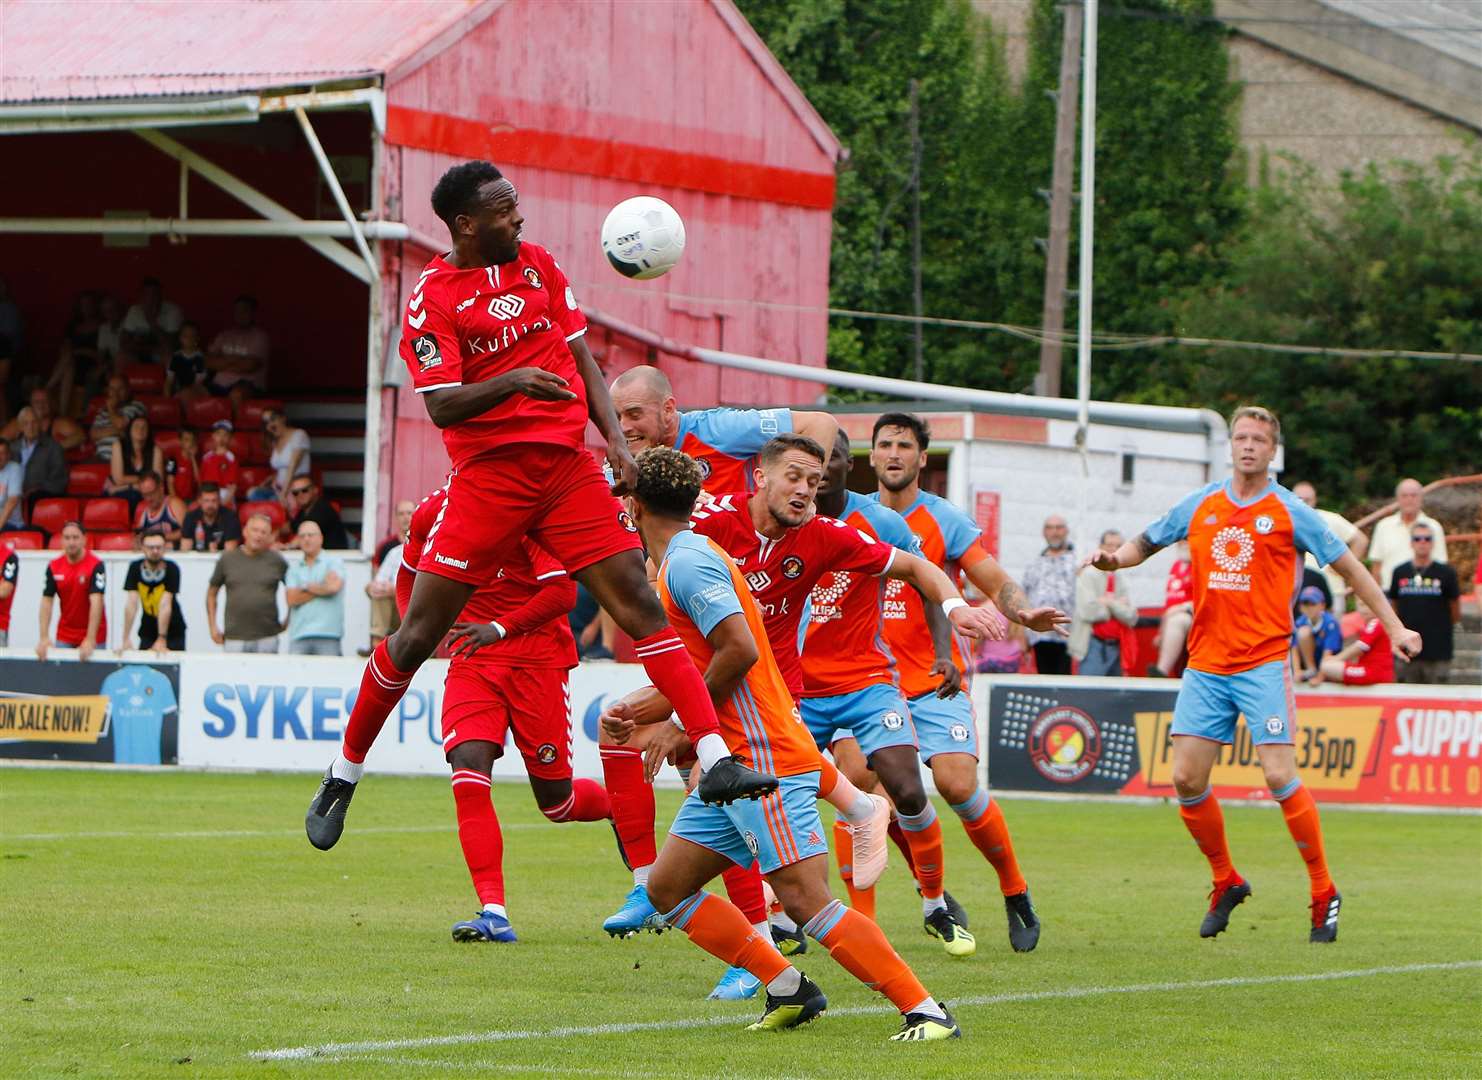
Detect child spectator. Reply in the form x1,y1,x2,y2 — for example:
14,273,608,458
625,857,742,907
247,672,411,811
168,321,209,400
170,428,201,503
199,420,240,505
1318,600,1395,686
1291,585,1342,684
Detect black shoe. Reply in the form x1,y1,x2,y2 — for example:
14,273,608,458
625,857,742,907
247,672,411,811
916,886,970,930
890,1004,962,1041
746,973,827,1032
924,906,977,957
1005,888,1041,952
1199,877,1252,938
771,922,807,956
306,768,358,850
697,756,778,806
1309,887,1341,943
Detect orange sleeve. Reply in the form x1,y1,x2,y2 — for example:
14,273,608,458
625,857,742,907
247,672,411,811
957,541,990,570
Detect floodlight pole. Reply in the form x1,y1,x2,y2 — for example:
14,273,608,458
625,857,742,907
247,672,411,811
1075,0,1098,555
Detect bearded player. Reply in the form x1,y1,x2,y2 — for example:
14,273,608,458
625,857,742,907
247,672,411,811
870,413,1068,954
605,447,962,1041
390,484,611,943
306,162,773,849
1088,406,1421,942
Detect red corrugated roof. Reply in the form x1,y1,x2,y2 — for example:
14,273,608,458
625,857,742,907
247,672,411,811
0,0,497,103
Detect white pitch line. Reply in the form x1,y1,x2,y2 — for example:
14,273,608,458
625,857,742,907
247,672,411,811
253,960,1482,1061
1,823,546,842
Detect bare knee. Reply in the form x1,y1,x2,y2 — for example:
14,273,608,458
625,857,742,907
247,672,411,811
1171,760,1210,799
448,741,498,776
770,875,833,927
875,751,928,816
579,554,666,639
531,776,574,819
645,867,685,915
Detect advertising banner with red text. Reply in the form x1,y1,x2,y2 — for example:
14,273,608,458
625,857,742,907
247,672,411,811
979,675,1480,809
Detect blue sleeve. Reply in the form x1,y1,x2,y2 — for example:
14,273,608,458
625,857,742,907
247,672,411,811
1320,617,1342,654
1145,484,1215,548
684,408,791,456
865,503,922,556
1276,488,1347,567
663,544,744,637
927,498,982,561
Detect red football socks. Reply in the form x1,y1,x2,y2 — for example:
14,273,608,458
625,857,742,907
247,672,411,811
721,862,769,926
633,630,722,744
1275,782,1333,896
835,818,876,921
451,769,504,907
539,778,611,823
341,640,415,764
1178,788,1238,885
804,900,929,1013
668,892,791,985
600,744,657,870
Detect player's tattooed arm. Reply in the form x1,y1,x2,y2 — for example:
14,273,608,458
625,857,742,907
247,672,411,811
1088,532,1161,572
1132,533,1163,561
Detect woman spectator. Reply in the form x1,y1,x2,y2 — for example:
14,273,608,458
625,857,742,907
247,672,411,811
246,409,310,503
47,291,105,416
105,414,165,510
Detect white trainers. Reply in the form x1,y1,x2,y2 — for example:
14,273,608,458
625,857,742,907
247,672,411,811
848,793,891,889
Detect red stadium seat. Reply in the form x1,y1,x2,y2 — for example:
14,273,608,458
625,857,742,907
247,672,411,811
141,395,182,429
91,531,137,552
185,397,233,429
2,530,45,551
235,399,283,430
47,532,67,550
30,497,79,537
230,431,269,465
123,363,166,395
155,430,182,457
239,500,286,531
68,462,111,496
238,464,273,491
65,439,96,463
82,497,131,532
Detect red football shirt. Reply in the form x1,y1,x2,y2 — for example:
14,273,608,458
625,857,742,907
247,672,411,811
0,547,18,632
400,243,589,469
200,450,239,494
1352,617,1395,682
1165,558,1193,607
402,488,576,669
43,552,107,646
690,492,896,697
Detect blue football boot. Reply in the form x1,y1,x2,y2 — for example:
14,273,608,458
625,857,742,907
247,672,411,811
708,964,762,1000
451,910,517,943
603,884,660,938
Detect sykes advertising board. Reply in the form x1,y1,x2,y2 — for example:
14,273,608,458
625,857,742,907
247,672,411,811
982,675,1481,809
177,656,650,778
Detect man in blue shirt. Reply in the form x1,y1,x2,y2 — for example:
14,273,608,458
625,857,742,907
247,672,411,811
1291,585,1342,683
285,520,345,655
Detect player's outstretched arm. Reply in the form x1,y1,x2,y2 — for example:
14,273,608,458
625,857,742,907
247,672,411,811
570,336,637,492
961,550,1070,636
1332,550,1423,658
887,551,1004,641
1087,533,1161,573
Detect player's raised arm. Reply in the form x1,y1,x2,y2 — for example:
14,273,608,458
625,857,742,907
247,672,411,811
1330,550,1423,659
570,334,637,492
789,410,840,458
885,550,1004,642
958,544,1070,636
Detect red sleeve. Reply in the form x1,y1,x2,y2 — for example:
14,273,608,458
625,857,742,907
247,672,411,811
540,247,587,342
1356,618,1384,654
819,517,894,576
499,576,578,637
400,269,464,393
395,565,415,619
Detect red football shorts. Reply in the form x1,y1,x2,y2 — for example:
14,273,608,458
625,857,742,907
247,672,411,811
441,663,574,779
1342,664,1386,686
417,444,641,585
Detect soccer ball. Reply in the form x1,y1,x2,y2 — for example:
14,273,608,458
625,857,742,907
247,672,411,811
601,196,686,280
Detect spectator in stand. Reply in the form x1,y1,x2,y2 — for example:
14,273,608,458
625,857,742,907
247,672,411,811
168,321,209,400
169,428,200,503
120,532,186,652
246,408,309,503
106,415,165,507
180,482,241,552
91,374,145,462
1022,513,1076,675
1148,541,1194,677
1,388,86,451
0,538,18,646
205,295,270,402
206,512,287,652
1070,529,1139,676
1318,600,1395,685
0,275,24,358
285,520,345,655
36,521,106,660
974,609,1026,674
285,476,349,550
10,406,68,513
95,294,125,365
362,498,414,656
1291,481,1368,614
46,292,104,416
0,439,23,530
1369,478,1448,590
199,420,240,505
133,470,186,546
1386,524,1459,684
121,277,183,357
1291,586,1343,685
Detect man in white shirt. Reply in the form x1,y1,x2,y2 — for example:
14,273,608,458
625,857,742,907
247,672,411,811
121,277,183,354
1369,478,1447,590
1291,481,1367,614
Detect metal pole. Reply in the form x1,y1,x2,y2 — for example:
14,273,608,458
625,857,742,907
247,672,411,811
1076,0,1098,448
1038,2,1083,398
909,79,925,384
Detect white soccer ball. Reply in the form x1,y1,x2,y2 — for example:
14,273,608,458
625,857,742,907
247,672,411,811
601,196,686,280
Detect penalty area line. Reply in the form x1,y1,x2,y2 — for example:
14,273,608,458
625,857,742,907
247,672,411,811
252,959,1482,1061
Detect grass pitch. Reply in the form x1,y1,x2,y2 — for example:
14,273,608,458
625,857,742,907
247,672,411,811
2,767,1479,1079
